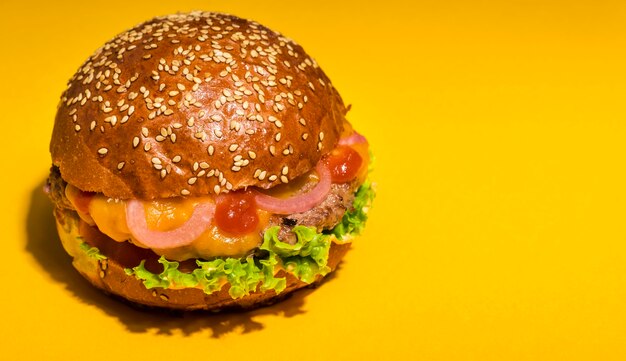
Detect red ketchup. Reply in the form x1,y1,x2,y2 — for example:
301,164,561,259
323,145,363,183
215,191,259,236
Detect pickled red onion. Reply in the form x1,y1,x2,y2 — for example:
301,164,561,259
338,131,367,146
254,163,332,214
125,200,215,249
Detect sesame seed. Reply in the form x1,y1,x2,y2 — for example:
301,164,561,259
141,127,148,137
281,175,289,183
117,162,125,170
181,189,190,196
188,177,197,185
282,165,289,175
229,144,238,152
268,175,277,182
58,11,344,194
98,148,108,155
214,185,221,194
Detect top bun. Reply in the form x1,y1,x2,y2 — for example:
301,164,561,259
51,12,347,199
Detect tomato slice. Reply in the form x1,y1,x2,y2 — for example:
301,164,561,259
215,191,260,236
323,145,363,183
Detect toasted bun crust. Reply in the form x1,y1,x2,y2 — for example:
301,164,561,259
51,12,347,199
55,208,351,311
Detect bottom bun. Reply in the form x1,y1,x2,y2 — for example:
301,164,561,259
54,208,351,311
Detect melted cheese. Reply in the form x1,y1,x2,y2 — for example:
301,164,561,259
65,186,268,261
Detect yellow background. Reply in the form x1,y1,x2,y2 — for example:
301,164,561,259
2,0,626,359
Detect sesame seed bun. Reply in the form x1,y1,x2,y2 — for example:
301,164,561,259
50,11,347,199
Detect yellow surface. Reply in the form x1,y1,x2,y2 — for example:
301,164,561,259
2,0,626,359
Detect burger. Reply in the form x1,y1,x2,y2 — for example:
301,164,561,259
46,11,375,311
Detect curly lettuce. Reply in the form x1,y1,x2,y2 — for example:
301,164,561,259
79,241,107,261
261,226,331,284
121,181,376,299
331,181,375,240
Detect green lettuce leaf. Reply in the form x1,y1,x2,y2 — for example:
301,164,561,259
79,242,107,261
192,258,227,294
260,225,332,284
222,257,263,298
127,256,270,299
120,178,376,299
259,254,286,293
331,180,376,239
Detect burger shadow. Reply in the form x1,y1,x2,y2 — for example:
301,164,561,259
25,180,337,337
